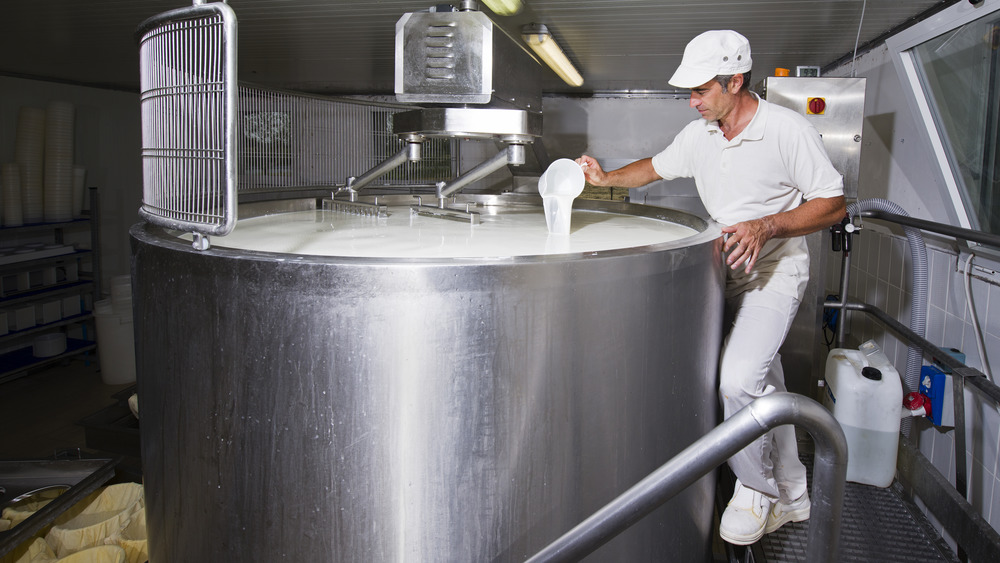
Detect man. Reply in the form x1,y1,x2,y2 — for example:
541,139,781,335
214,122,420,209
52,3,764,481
576,30,846,545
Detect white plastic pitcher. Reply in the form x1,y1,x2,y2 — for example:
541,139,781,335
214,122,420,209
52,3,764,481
538,159,585,235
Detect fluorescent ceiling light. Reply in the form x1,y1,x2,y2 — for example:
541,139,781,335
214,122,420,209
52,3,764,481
522,24,583,87
481,0,523,16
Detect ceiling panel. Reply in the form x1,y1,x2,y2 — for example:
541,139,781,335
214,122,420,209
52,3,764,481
0,0,955,94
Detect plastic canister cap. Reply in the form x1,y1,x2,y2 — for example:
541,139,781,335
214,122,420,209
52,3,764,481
862,366,883,381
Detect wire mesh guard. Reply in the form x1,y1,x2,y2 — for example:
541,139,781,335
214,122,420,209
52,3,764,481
138,3,238,237
138,3,458,244
236,88,455,193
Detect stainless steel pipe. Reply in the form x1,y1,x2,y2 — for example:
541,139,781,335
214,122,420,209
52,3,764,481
525,392,848,563
346,140,421,191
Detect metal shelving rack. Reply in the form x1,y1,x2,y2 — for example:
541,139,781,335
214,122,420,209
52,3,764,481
0,188,101,383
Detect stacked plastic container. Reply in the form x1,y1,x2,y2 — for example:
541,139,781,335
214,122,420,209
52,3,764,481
1,162,23,226
2,102,86,227
94,275,136,385
73,165,87,218
43,101,76,223
15,106,46,224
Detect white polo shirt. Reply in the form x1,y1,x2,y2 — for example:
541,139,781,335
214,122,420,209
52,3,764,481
651,95,844,299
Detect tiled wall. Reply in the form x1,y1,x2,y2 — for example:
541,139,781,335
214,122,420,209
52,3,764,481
827,225,1000,545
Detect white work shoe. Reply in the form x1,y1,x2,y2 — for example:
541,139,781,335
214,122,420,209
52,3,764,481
764,491,811,533
719,480,771,545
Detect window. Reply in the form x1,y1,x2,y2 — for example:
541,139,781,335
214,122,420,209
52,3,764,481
888,0,1000,237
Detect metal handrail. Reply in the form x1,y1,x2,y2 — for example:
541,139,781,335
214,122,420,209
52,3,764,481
858,210,1000,249
526,392,848,563
840,301,1000,403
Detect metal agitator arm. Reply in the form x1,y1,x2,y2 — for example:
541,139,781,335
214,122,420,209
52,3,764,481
436,143,526,200
526,392,848,563
340,139,423,195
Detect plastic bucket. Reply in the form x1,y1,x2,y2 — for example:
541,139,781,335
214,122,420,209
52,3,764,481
109,275,131,301
33,332,68,358
93,299,136,385
109,275,132,317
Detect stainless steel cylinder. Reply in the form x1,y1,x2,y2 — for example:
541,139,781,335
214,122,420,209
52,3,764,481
131,195,725,562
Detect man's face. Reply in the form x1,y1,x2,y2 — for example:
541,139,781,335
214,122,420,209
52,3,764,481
688,77,738,123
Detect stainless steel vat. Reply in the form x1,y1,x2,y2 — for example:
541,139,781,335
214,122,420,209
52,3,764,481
131,195,725,562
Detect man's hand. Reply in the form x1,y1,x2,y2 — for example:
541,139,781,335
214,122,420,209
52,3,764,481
720,196,846,273
721,218,776,273
575,155,607,186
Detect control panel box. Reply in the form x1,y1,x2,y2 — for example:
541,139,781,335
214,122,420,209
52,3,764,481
763,77,867,200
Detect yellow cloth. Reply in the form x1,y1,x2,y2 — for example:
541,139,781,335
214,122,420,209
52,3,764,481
45,546,125,563
44,484,143,558
0,537,55,563
1,488,65,529
102,507,146,563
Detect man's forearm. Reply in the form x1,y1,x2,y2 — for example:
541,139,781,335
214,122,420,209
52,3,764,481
763,195,847,239
586,157,662,188
722,195,847,273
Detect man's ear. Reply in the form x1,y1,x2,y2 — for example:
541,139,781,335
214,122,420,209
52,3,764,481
729,74,744,93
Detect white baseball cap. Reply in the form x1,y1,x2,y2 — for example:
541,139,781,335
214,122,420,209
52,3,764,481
668,30,752,89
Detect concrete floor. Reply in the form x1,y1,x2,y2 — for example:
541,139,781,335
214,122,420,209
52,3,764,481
0,356,133,461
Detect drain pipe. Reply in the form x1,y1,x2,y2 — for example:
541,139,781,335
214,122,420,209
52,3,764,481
525,393,848,563
846,199,928,432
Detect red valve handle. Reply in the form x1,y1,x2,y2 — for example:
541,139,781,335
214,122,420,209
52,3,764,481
904,392,931,417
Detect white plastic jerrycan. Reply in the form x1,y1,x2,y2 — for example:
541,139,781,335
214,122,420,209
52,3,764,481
823,340,903,487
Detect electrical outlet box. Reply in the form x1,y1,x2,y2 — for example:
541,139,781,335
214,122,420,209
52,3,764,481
919,365,954,427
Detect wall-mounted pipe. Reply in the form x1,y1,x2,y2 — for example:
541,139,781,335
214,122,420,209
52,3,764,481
525,392,847,563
